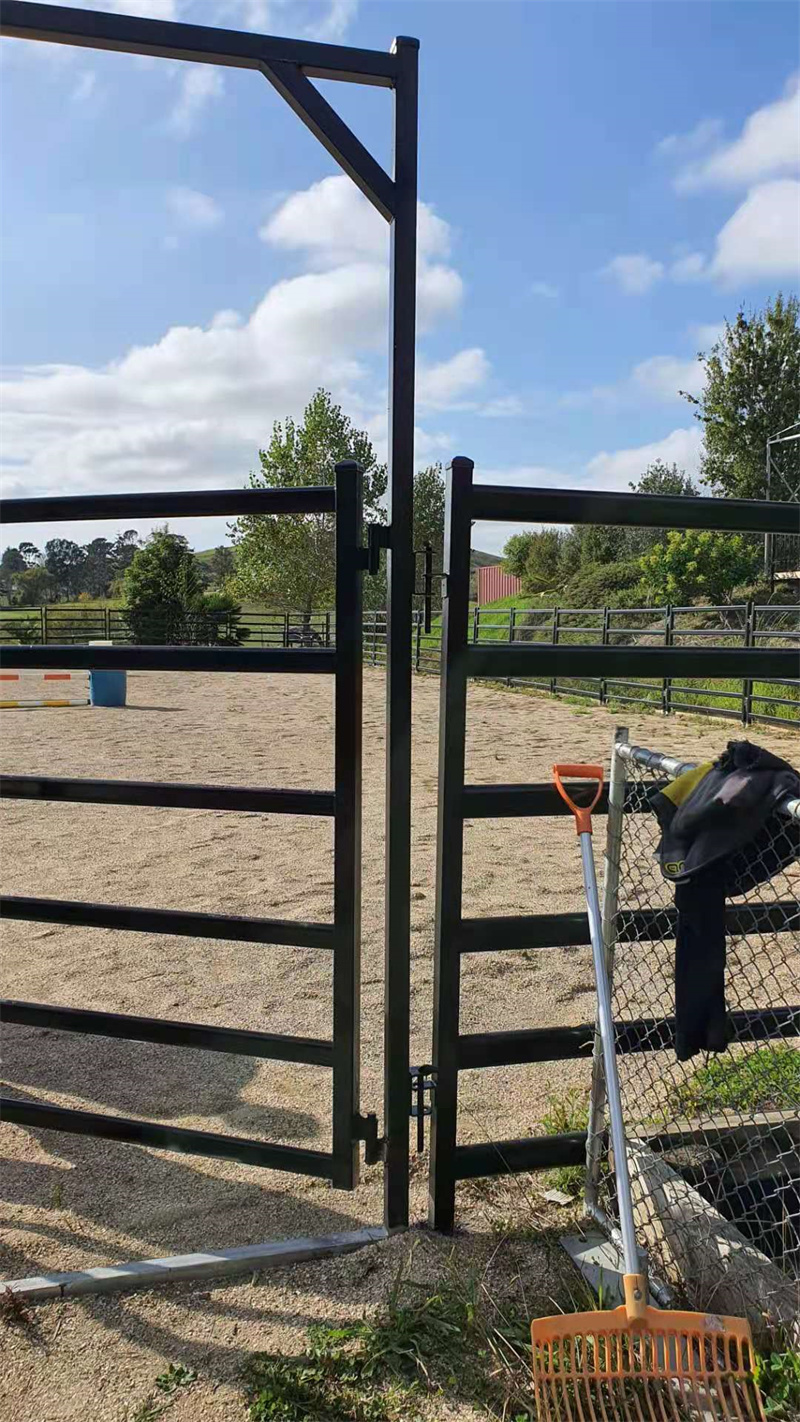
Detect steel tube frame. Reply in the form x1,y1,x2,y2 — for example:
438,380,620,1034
428,457,799,1231
0,462,365,1191
0,2,419,1224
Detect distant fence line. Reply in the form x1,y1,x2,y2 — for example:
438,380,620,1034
0,605,333,649
1,600,797,726
366,600,800,729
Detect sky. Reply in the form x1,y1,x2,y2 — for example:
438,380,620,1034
1,0,798,558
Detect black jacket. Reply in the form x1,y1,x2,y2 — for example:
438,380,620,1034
648,741,799,1062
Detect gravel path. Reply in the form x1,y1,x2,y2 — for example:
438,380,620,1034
1,670,797,1417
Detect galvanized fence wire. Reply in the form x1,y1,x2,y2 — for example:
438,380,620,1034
586,737,800,1315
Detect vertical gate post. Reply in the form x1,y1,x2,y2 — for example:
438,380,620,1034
550,606,559,694
663,604,674,716
332,461,363,1190
428,456,474,1231
383,35,419,1232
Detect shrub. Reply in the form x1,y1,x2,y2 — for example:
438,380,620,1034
563,560,644,608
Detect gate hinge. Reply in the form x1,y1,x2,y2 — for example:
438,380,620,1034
409,1065,435,1154
357,523,391,575
353,1112,384,1165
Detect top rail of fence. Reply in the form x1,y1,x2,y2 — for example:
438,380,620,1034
617,741,800,822
0,485,336,525
469,484,798,534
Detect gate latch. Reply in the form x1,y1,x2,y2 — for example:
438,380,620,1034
409,1065,435,1154
359,523,391,576
353,1112,384,1166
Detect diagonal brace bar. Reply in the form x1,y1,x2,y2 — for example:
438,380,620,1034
261,60,395,221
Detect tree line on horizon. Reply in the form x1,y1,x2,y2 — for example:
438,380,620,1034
1,294,797,631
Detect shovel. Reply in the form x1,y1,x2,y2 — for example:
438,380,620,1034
529,763,765,1421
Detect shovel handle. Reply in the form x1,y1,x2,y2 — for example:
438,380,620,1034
553,764,604,834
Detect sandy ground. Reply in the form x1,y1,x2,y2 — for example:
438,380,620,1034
1,669,798,1418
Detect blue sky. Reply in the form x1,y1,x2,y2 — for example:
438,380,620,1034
1,0,798,556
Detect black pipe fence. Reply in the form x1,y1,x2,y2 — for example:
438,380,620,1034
360,599,799,728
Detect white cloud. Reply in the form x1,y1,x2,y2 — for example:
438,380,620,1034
630,355,704,402
656,117,723,158
166,186,223,229
689,322,725,349
675,74,800,192
670,251,707,282
585,427,703,489
220,0,358,41
530,280,559,299
165,65,224,139
0,177,474,513
71,70,97,103
262,174,451,268
710,179,800,283
602,253,665,294
417,349,490,411
478,395,524,419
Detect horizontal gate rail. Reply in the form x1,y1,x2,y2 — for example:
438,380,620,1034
1,894,336,949
458,902,798,953
0,775,335,816
0,645,336,675
0,1096,334,1179
429,454,799,1229
0,484,336,524
467,643,797,681
1,1001,333,1067
455,1132,587,1179
470,483,798,534
458,1006,800,1069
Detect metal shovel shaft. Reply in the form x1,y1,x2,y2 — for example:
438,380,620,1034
579,829,640,1279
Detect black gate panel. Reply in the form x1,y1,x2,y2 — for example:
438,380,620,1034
428,456,800,1230
0,463,366,1190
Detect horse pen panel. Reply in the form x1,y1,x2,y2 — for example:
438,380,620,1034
2,667,799,1281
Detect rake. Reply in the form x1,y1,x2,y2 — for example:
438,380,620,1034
529,764,765,1421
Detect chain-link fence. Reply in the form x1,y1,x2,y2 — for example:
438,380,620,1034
585,734,800,1330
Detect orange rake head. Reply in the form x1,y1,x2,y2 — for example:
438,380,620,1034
531,1293,765,1422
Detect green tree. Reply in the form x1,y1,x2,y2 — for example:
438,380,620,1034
625,461,698,557
44,538,87,600
111,530,141,578
638,530,762,606
522,529,563,592
83,537,115,598
1,547,27,578
11,565,56,605
231,390,386,619
682,294,800,499
18,542,42,567
123,527,204,642
208,545,236,587
502,531,537,579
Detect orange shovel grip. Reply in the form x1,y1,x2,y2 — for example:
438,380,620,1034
553,763,604,834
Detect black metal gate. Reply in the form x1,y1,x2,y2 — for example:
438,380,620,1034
428,455,799,1230
0,462,377,1190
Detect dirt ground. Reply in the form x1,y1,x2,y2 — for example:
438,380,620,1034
1,669,798,1418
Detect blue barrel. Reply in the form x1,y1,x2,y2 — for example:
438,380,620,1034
89,670,127,707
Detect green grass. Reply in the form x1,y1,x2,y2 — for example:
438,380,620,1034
754,1346,800,1419
244,1254,536,1422
540,1090,591,1196
675,1046,800,1116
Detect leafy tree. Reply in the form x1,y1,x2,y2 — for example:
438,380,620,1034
503,531,537,580
522,529,563,592
124,527,248,643
111,530,141,579
625,461,698,557
44,538,87,600
0,547,27,578
208,545,236,586
83,537,115,598
563,560,643,608
682,294,800,499
18,542,42,567
638,530,762,606
11,565,56,605
231,390,386,619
